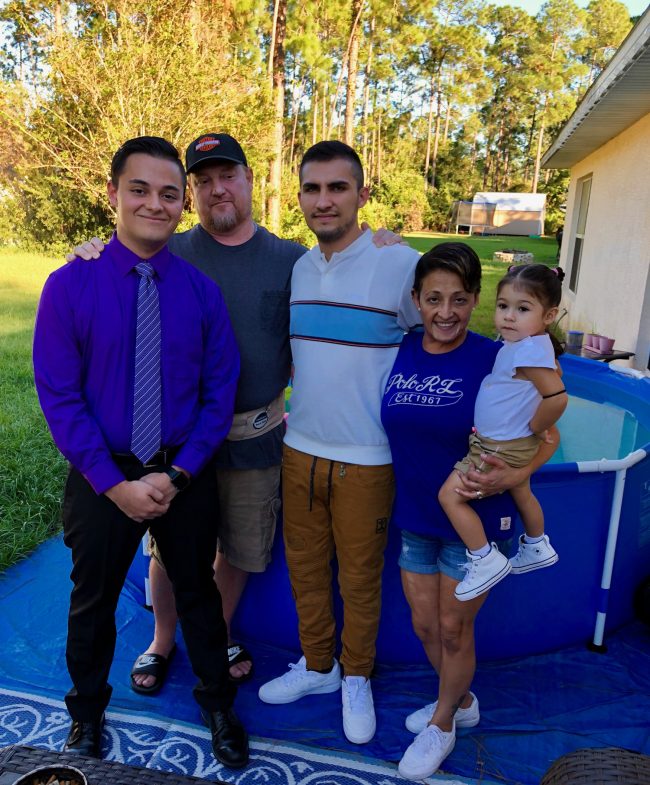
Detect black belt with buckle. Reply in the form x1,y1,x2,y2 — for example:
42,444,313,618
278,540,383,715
112,447,181,468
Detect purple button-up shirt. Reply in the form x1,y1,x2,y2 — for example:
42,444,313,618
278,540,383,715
33,234,239,494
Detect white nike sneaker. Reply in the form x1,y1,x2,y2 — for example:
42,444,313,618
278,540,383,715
398,721,456,780
405,691,480,734
258,656,341,704
342,676,376,744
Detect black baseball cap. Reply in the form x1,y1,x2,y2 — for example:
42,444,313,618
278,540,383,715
185,133,248,173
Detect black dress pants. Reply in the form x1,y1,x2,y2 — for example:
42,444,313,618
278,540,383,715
62,459,234,721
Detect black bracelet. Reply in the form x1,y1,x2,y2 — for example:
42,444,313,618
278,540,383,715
542,388,567,399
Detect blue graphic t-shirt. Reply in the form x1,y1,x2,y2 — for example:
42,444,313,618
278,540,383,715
381,330,517,541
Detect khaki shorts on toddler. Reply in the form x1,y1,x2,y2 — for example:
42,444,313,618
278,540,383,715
454,431,541,474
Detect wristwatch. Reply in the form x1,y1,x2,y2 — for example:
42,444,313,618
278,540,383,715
165,467,190,492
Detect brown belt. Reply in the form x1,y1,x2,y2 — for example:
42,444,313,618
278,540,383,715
227,391,285,442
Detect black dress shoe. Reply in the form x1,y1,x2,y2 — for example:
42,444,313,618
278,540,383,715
202,708,249,768
63,715,104,758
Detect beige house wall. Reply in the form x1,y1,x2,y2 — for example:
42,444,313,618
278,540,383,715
560,112,650,372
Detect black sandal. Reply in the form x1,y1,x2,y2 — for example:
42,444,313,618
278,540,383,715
228,643,254,684
130,645,176,695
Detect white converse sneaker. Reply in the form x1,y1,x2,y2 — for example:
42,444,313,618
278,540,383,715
342,676,376,744
258,656,341,704
510,534,559,574
398,721,456,780
454,543,511,601
405,691,479,734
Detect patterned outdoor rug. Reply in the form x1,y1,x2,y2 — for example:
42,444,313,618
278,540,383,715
0,686,478,784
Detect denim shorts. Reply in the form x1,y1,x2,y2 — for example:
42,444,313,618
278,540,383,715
399,529,512,583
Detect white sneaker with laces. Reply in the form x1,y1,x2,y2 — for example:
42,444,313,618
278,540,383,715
398,721,456,781
454,542,511,601
341,676,376,744
510,534,559,574
258,656,341,704
405,691,479,734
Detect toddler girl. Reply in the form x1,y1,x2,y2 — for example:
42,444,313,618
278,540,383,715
439,264,568,601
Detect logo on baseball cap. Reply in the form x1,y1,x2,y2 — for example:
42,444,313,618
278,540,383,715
185,133,248,173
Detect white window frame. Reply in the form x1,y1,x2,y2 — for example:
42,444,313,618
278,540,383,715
568,175,592,294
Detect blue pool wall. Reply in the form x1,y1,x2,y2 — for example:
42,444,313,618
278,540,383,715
128,356,650,663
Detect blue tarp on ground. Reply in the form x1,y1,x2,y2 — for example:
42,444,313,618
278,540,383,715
1,535,649,784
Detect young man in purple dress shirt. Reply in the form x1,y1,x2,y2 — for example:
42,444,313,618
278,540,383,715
33,137,248,769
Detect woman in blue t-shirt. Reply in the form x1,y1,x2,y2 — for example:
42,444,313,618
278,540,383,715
381,243,558,781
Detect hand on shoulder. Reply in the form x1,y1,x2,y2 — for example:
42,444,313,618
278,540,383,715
65,237,105,263
363,222,407,247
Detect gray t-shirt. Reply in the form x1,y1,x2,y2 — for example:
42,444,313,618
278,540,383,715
169,223,305,469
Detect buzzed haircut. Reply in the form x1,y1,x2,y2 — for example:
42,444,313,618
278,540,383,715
110,136,187,190
299,140,364,189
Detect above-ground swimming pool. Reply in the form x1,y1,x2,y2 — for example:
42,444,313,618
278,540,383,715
128,355,650,662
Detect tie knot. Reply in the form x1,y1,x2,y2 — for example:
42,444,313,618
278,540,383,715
135,261,155,280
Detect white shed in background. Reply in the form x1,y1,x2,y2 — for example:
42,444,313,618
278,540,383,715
473,192,546,236
449,193,546,236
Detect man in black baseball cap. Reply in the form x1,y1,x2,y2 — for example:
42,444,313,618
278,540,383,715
180,133,257,241
185,133,248,173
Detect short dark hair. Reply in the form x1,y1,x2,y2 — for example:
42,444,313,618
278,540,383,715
299,140,364,189
413,242,482,295
110,136,187,190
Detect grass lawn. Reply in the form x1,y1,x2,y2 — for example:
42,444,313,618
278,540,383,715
0,248,68,571
0,232,558,571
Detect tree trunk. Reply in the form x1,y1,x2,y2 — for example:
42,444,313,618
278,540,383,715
54,3,63,37
377,110,382,186
493,117,504,191
531,118,545,193
267,0,286,233
311,81,318,145
423,73,435,191
344,0,363,146
429,88,443,189
442,97,451,144
361,18,374,167
268,0,280,80
288,86,302,172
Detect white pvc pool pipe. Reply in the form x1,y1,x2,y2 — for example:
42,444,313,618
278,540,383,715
575,448,648,649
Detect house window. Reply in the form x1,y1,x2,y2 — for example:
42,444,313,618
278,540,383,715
569,175,592,293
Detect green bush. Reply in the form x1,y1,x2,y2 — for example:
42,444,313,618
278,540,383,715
279,203,312,247
540,170,570,236
5,174,111,254
371,169,431,232
359,198,395,233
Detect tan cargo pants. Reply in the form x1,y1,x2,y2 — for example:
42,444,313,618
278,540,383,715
282,444,394,678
